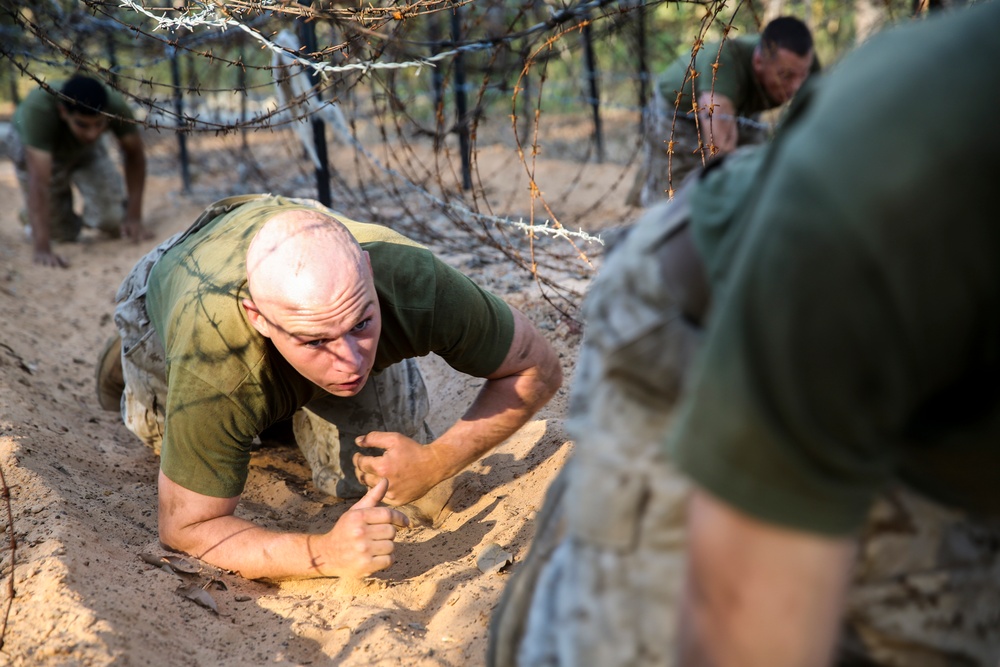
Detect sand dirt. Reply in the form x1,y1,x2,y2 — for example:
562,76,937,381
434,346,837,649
0,122,639,666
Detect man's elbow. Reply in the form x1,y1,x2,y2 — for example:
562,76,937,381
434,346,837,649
156,499,209,556
158,523,183,553
534,344,563,406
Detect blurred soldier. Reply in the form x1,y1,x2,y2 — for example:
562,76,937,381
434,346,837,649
626,16,816,207
6,74,148,268
491,3,1000,666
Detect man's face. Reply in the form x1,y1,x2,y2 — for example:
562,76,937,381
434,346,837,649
754,46,814,106
252,266,382,398
58,106,108,144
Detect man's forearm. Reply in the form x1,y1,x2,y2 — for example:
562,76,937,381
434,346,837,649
697,113,738,156
123,146,146,222
158,471,403,581
28,178,54,253
431,369,559,479
354,305,562,504
161,511,334,581
696,92,738,156
430,305,563,478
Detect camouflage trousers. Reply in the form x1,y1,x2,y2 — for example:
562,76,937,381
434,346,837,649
112,195,433,501
5,129,125,240
625,89,768,208
488,196,1000,667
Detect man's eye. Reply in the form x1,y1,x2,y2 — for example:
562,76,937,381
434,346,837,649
304,339,327,349
352,318,371,333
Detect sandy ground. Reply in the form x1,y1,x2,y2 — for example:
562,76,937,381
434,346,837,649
0,123,638,666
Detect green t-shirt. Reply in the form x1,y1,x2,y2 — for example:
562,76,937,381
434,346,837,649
657,37,773,119
13,82,137,163
146,196,516,498
669,3,1000,536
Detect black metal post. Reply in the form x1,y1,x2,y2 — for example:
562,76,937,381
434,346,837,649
581,17,604,162
429,17,445,152
450,7,473,191
634,1,648,135
169,47,192,194
106,31,119,87
297,1,332,206
6,60,19,106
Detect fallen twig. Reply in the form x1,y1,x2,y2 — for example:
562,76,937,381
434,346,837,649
0,462,16,651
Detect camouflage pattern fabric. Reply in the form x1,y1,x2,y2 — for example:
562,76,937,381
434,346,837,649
842,490,1000,666
489,191,700,667
6,129,125,240
293,358,433,500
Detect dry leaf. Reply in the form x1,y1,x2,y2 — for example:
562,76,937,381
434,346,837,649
177,583,219,614
140,553,201,575
476,543,513,575
205,578,228,591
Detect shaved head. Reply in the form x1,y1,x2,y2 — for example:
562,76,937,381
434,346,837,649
243,208,382,396
246,209,367,318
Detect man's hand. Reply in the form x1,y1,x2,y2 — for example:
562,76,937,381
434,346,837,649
353,432,446,506
696,91,739,156
121,215,153,243
24,146,66,268
117,132,146,241
158,471,408,580
33,248,69,268
352,305,562,509
313,478,411,578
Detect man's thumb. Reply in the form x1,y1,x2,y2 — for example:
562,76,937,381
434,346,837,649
351,477,388,510
355,432,390,449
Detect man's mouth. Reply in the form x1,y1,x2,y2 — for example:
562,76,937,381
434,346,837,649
332,375,366,393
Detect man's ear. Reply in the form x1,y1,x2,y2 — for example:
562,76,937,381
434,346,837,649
242,298,271,338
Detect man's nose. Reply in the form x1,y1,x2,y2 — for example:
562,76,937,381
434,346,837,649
330,338,364,373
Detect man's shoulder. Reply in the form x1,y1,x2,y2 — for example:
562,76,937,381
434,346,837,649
104,86,138,132
22,84,59,105
365,238,442,313
713,36,757,76
338,215,426,250
14,85,61,136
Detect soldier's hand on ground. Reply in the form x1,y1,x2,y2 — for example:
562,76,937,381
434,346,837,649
353,431,445,506
318,478,409,578
121,218,154,243
33,248,69,268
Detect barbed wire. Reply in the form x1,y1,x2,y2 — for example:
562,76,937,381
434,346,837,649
1,0,910,314
112,0,629,83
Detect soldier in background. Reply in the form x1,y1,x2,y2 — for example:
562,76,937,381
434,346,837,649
6,74,149,267
626,16,816,207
